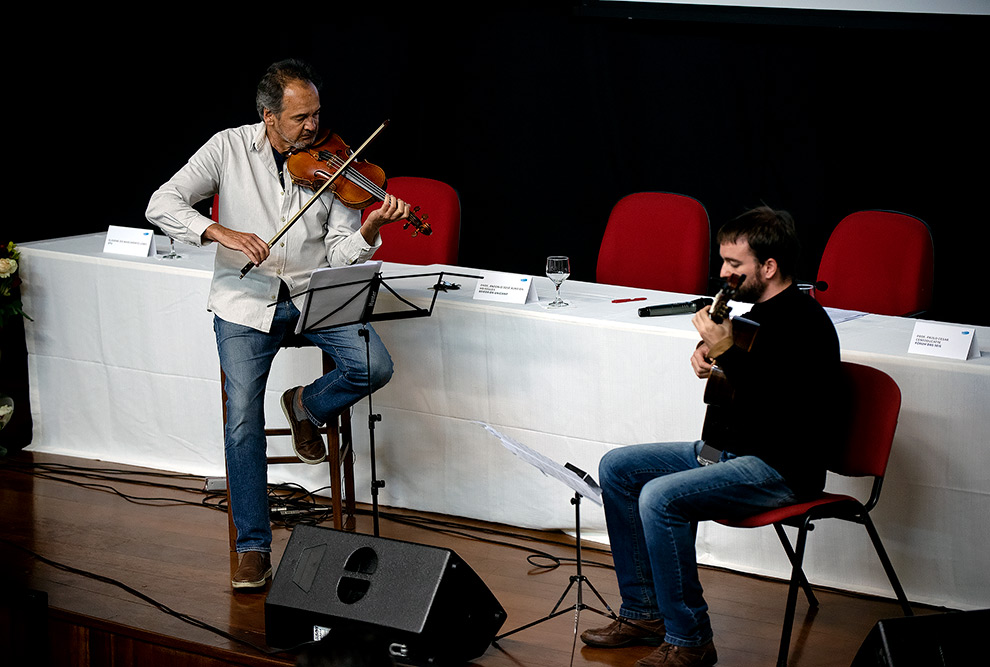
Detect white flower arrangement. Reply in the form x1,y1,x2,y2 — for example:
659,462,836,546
0,241,30,326
0,401,13,429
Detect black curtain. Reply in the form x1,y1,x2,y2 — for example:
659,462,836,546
24,4,987,324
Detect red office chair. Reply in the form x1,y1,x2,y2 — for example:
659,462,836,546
596,192,710,295
716,361,913,667
362,176,461,265
816,210,934,316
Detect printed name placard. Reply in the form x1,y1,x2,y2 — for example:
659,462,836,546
472,272,538,304
103,226,157,257
908,321,980,360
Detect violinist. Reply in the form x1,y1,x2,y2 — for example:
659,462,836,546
146,58,410,590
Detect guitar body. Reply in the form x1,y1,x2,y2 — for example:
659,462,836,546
699,275,759,450
701,367,732,445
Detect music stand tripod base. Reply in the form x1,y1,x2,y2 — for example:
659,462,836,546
494,490,617,642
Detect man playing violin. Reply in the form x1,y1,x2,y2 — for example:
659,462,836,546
147,59,411,590
580,207,840,666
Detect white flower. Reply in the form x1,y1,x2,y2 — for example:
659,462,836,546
0,257,16,278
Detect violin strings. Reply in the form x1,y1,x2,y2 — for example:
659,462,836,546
324,154,389,202
309,149,423,227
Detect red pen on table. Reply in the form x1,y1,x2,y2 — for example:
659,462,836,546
612,297,647,303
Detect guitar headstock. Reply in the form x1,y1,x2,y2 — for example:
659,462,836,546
708,273,745,324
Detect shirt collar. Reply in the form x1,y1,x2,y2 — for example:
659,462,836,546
252,121,271,152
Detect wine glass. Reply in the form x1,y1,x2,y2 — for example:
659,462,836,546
158,235,181,260
546,255,571,308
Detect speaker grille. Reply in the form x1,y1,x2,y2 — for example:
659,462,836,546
265,525,506,664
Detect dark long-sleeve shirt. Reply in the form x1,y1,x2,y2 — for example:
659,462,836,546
713,284,841,496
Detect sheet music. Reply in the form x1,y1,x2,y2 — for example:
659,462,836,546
824,307,869,325
294,261,382,334
475,421,603,505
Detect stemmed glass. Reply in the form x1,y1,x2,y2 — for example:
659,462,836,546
546,255,571,308
158,235,181,260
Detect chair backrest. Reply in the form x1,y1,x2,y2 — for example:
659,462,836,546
362,176,461,265
215,178,460,266
596,192,710,294
830,361,901,479
816,210,934,316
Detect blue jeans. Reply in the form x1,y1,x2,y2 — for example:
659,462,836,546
599,440,797,648
214,294,393,553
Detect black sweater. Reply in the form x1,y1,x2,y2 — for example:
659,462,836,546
713,284,841,496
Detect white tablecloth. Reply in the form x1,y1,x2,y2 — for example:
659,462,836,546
19,233,990,612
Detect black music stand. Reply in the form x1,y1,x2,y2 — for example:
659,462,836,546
478,424,617,653
288,262,479,536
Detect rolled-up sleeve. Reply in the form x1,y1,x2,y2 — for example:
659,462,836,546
325,204,381,268
146,133,224,247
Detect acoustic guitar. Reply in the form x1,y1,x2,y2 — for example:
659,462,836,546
697,274,759,464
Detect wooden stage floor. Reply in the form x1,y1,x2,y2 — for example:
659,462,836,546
0,452,945,667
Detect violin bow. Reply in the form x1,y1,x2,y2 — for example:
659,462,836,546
239,120,391,279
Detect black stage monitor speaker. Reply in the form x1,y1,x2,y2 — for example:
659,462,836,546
265,524,507,664
850,609,989,666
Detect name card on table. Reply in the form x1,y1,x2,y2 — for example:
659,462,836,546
908,321,980,360
103,226,157,257
473,272,539,305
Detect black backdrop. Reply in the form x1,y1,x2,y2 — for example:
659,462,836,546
25,4,988,324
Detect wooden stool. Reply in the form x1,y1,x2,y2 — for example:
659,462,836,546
220,339,356,569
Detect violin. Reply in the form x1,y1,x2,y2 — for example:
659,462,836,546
239,120,429,279
286,130,432,237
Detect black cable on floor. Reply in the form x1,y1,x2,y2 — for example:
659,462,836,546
0,537,283,658
3,457,616,571
3,456,620,658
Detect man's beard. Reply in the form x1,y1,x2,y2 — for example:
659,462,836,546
735,272,767,303
274,124,317,152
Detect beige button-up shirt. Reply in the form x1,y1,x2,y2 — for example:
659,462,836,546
146,122,380,332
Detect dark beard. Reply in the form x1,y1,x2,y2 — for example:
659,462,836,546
735,274,767,303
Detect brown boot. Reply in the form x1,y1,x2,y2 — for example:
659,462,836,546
580,617,666,648
231,551,272,589
281,386,327,464
635,640,717,667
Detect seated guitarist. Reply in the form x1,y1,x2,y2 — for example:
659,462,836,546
581,206,840,667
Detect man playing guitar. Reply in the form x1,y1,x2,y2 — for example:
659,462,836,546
581,207,840,667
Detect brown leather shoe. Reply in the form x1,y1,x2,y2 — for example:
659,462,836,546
635,640,717,667
231,551,272,589
281,387,326,464
580,617,666,648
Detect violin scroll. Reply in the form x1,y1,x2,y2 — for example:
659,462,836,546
403,206,431,236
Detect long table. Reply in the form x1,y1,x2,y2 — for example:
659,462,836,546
19,233,990,612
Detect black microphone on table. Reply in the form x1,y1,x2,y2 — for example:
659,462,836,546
638,297,713,317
